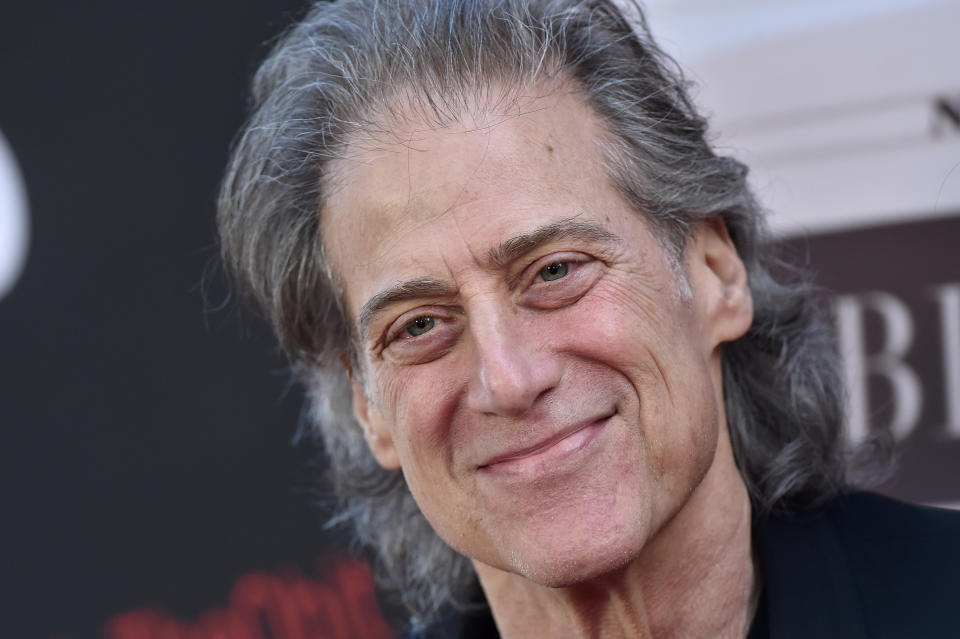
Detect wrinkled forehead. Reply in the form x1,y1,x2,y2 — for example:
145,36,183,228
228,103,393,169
326,80,599,203
321,80,559,197
319,83,619,313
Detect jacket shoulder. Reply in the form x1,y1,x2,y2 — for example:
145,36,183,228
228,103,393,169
825,492,960,636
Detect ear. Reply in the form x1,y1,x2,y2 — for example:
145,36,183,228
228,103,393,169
340,354,401,470
686,219,754,350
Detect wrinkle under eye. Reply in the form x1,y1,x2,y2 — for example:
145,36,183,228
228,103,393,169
540,262,569,281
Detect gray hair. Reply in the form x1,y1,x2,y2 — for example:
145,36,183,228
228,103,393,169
218,0,857,628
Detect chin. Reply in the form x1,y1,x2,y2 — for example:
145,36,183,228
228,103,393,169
508,518,649,589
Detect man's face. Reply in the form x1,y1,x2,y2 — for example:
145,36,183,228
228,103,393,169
323,88,752,587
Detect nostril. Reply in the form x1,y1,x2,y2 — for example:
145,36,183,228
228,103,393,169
473,354,562,417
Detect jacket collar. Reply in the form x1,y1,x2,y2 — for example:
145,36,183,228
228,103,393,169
752,504,869,639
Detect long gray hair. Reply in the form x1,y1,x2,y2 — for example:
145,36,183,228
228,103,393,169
218,0,854,627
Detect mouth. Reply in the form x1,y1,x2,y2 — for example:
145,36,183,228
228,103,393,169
478,411,615,475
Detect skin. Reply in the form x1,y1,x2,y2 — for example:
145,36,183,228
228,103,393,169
323,85,757,638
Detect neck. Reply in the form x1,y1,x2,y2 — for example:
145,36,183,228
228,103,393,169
473,430,758,639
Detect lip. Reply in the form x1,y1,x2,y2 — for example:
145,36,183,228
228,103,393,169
477,412,614,474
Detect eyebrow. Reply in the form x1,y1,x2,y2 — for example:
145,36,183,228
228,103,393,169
357,218,620,340
485,219,619,269
359,277,454,341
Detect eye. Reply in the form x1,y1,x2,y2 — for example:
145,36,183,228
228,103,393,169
380,309,462,365
406,316,435,337
519,252,603,309
539,261,569,281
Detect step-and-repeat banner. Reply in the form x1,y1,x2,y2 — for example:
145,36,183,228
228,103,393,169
2,1,958,637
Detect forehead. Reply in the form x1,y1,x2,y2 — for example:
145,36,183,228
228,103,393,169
321,87,626,315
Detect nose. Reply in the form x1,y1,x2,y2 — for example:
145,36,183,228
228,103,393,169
465,305,561,417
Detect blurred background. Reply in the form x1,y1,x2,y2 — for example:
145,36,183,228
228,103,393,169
1,1,958,637
642,0,960,505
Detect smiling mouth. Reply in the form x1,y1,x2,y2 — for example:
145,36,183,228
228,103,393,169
478,412,615,473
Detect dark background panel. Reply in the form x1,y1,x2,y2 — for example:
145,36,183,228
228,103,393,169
785,214,960,504
0,3,353,638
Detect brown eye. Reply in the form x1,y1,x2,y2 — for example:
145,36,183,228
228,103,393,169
539,261,569,281
406,316,435,337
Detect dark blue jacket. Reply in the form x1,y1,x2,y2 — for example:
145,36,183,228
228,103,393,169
750,492,960,638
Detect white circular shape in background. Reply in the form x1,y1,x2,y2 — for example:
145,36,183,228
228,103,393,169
0,128,30,301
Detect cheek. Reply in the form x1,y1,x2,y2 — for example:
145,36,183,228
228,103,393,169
657,392,721,497
369,360,463,468
559,280,672,383
369,363,485,554
561,279,720,500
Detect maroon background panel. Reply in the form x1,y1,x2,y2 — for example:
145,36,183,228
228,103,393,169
781,214,960,504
